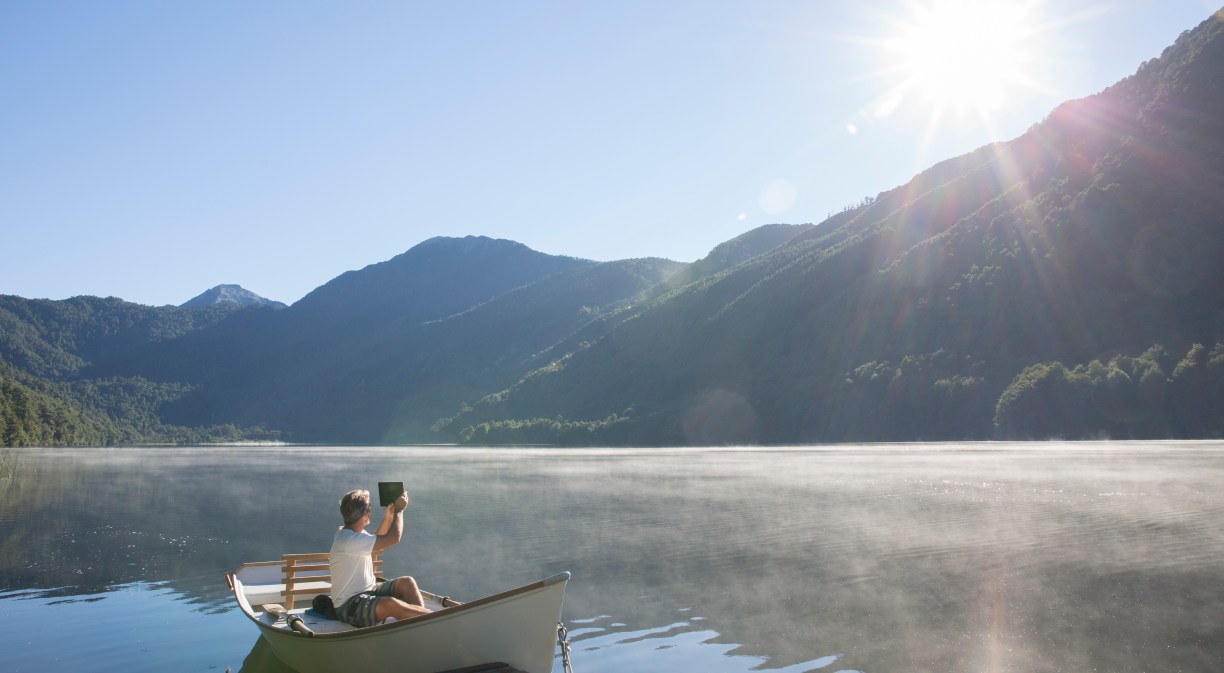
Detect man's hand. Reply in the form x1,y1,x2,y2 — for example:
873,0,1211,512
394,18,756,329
393,490,409,512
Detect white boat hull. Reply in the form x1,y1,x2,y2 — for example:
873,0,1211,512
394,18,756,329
228,563,569,673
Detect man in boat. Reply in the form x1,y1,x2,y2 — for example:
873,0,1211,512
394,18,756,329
330,487,432,627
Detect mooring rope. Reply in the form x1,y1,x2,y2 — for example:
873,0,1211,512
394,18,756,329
557,621,575,673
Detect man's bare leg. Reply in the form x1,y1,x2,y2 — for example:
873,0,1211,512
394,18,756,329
374,595,431,622
392,575,425,606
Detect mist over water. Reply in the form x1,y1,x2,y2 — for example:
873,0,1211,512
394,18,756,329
1,443,1222,672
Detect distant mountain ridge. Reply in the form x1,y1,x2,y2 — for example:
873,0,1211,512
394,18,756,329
2,9,1223,447
154,236,677,442
181,284,286,309
291,235,591,324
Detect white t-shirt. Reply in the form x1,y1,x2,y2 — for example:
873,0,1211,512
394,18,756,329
330,527,377,606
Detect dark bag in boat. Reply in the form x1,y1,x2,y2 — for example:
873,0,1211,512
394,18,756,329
312,594,338,620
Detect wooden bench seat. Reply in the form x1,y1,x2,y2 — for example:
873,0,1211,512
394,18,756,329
281,550,383,609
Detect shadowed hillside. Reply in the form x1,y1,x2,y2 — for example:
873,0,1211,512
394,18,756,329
447,11,1224,445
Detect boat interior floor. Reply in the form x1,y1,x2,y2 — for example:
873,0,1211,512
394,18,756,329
256,596,450,635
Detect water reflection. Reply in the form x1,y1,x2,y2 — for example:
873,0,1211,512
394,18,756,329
2,444,1223,672
567,613,854,673
0,581,251,672
239,635,299,673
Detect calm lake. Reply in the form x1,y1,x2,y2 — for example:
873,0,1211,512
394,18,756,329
1,443,1222,672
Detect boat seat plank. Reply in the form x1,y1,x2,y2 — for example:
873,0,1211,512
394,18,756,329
280,549,383,609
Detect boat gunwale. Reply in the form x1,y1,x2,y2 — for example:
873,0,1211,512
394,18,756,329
227,564,569,641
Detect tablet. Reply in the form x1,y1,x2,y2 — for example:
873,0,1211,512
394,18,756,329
378,481,404,507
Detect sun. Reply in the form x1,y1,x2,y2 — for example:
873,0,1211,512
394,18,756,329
887,0,1038,114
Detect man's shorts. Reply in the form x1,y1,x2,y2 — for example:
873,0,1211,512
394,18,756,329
336,578,400,628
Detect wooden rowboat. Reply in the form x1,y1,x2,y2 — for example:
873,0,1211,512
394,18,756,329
226,554,570,673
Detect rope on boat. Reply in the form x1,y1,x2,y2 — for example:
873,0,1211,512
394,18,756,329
557,622,575,673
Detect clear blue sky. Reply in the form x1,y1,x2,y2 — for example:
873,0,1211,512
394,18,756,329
3,1,1218,306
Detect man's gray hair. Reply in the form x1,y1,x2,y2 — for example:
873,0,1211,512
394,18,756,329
340,489,371,526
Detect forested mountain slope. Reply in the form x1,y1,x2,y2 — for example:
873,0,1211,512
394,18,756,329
0,236,691,444
160,247,682,442
449,13,1224,444
0,298,270,445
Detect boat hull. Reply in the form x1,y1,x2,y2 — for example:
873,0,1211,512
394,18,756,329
228,567,568,673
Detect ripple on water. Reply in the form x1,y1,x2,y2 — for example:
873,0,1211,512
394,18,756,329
567,612,850,673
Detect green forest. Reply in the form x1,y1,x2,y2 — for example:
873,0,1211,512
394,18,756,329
0,358,267,447
2,12,1222,447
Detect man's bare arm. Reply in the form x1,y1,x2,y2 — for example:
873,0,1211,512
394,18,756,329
374,504,395,537
373,491,409,551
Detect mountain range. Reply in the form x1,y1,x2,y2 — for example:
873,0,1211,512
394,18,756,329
2,11,1223,447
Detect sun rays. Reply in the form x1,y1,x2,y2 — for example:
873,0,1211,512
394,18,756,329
846,0,1077,156
889,0,1037,114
